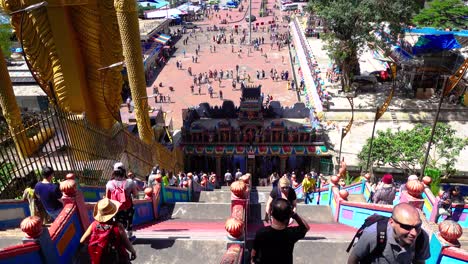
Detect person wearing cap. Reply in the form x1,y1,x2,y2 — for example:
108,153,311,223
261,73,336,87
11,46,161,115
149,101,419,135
106,162,138,240
265,177,297,222
372,174,396,205
34,166,63,221
80,198,136,263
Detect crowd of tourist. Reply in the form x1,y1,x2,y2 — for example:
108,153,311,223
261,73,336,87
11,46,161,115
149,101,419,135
22,159,466,264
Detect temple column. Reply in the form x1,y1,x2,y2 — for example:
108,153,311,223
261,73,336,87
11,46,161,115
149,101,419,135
216,156,222,184
114,0,154,144
280,156,287,175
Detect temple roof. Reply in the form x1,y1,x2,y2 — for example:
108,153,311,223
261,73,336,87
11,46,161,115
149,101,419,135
189,118,311,131
241,85,261,99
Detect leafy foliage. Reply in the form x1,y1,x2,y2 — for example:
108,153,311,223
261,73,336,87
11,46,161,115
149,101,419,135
344,171,358,186
413,0,468,30
306,0,421,90
425,168,442,195
0,22,12,58
0,162,15,189
358,123,468,176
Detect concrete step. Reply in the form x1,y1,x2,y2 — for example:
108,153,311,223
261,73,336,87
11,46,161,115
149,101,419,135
292,240,351,264
249,204,334,223
348,194,366,203
167,202,231,220
244,240,351,264
133,239,227,264
198,190,232,203
252,186,273,192
250,189,271,204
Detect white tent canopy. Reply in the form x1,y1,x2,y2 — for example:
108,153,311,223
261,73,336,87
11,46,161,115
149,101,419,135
177,3,201,13
145,8,184,19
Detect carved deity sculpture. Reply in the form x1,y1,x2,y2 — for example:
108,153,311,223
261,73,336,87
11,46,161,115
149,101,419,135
222,132,228,142
274,131,280,142
0,0,154,149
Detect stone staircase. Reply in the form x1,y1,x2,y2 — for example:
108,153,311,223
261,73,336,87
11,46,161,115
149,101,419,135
129,186,358,263
348,193,367,203
246,186,356,264
133,189,233,264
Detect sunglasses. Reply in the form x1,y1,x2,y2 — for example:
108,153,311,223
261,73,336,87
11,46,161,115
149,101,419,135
392,217,422,231
280,186,290,190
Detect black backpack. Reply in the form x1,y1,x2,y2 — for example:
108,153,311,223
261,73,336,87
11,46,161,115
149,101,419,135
346,214,425,260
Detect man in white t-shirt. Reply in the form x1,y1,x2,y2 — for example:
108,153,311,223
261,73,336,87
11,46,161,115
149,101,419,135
224,170,233,186
235,169,243,180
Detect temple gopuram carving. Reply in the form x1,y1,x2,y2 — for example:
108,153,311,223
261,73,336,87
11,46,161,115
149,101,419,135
181,85,332,185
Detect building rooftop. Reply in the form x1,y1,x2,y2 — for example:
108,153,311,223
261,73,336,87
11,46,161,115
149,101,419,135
189,118,311,131
139,18,168,41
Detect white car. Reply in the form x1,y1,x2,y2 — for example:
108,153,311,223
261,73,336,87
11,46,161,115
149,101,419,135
221,5,228,10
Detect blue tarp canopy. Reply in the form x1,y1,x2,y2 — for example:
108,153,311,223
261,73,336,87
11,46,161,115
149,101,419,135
138,0,170,9
412,34,462,55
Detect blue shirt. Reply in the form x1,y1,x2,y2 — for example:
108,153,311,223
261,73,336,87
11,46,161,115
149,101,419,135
35,182,63,212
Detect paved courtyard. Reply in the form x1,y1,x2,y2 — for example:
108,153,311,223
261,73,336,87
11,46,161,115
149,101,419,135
120,4,468,173
121,0,300,129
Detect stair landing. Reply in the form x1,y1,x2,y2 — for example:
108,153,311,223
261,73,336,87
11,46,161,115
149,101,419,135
135,219,227,240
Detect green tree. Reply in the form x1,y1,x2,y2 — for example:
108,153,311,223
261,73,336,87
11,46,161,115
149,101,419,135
413,0,468,30
0,21,12,58
358,123,468,176
306,0,421,91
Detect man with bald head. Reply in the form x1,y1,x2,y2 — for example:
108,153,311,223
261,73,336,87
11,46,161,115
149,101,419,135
348,203,430,264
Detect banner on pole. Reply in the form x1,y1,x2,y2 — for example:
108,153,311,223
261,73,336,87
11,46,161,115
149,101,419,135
342,97,354,139
375,85,395,121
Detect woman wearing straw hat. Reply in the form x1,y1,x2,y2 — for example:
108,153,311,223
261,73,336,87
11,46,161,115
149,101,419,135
80,198,136,264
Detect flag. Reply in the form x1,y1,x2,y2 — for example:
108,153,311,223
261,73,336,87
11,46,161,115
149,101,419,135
342,97,354,139
375,85,395,121
443,58,468,97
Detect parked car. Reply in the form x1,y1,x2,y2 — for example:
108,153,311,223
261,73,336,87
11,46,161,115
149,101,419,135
245,15,256,22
